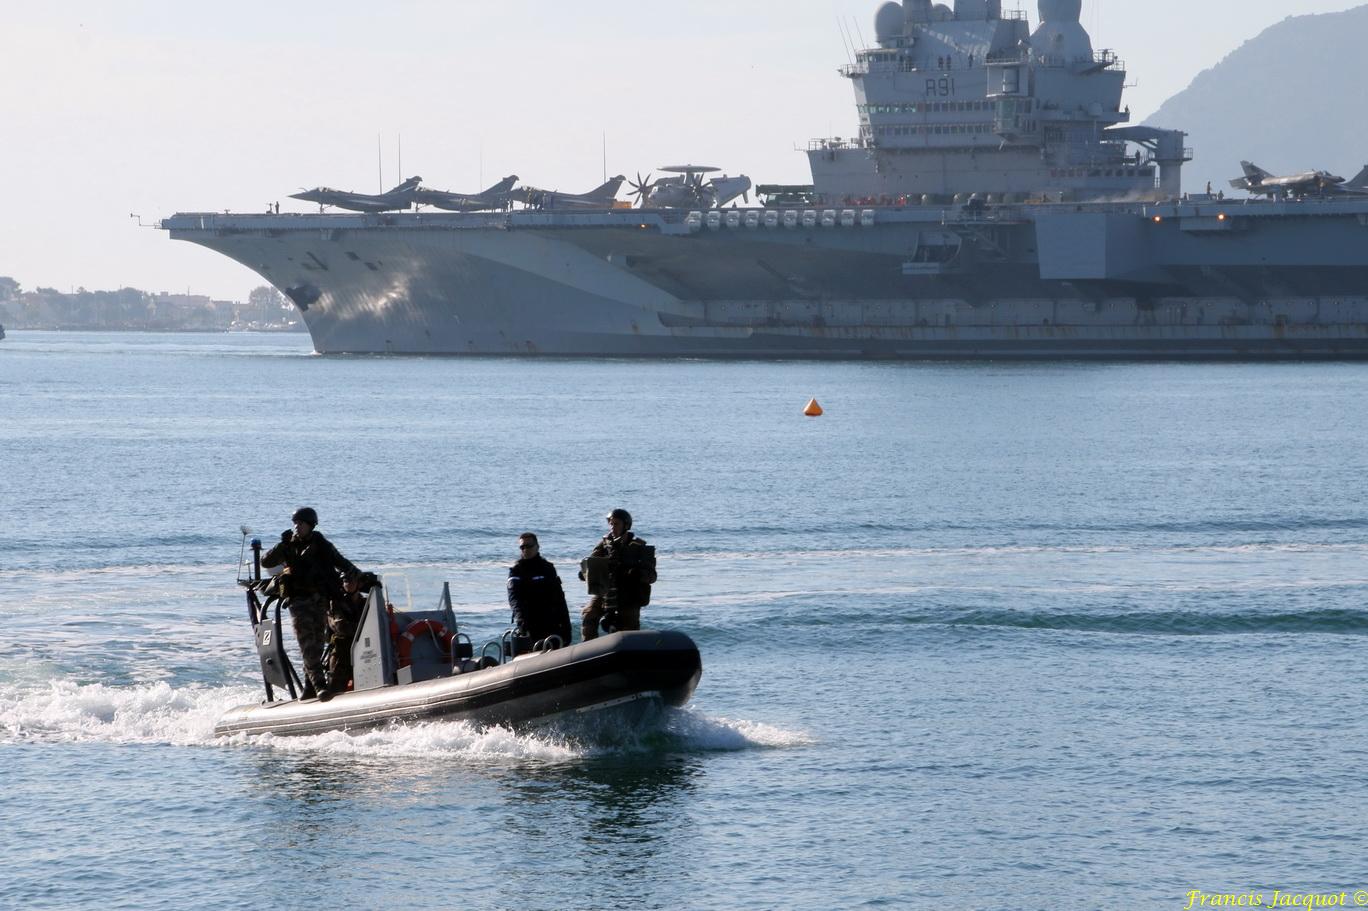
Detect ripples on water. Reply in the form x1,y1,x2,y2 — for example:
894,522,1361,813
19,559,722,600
4,332,1368,910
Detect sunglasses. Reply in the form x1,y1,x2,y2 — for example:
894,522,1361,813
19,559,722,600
519,543,537,550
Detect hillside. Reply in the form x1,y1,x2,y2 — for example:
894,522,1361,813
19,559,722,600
1144,5,1368,194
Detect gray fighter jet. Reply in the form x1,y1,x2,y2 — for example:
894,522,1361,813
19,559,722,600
413,175,520,212
290,176,423,212
1230,161,1368,198
628,166,753,209
520,176,626,211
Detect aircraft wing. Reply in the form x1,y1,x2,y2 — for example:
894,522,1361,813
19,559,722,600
412,190,482,211
291,182,418,212
520,179,624,210
343,200,405,212
518,185,549,206
712,176,753,208
288,189,385,211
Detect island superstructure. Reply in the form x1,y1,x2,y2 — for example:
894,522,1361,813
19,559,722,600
808,0,1189,205
162,0,1368,358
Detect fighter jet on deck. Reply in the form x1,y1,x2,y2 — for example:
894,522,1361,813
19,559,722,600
290,176,423,212
520,176,626,211
1230,161,1368,198
413,176,520,212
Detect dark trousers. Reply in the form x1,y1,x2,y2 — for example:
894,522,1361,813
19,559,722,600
325,612,358,691
285,593,329,692
580,595,641,640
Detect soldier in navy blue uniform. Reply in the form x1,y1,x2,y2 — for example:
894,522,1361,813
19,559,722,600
507,533,572,651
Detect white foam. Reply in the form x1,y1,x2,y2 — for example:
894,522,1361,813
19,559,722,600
0,679,811,761
0,679,249,746
234,720,584,763
665,709,816,751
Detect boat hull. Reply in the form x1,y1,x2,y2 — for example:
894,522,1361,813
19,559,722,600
214,630,702,738
164,201,1368,360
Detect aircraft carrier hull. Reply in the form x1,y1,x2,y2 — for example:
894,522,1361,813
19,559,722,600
164,200,1368,359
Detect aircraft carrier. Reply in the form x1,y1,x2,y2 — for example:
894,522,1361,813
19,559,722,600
162,0,1368,359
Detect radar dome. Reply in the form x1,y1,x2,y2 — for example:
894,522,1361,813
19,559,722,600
1031,0,1092,60
1038,0,1082,22
932,3,953,21
875,1,904,41
954,0,987,19
904,0,932,22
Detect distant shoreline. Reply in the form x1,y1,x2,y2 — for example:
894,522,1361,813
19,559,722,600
0,326,308,334
0,280,304,336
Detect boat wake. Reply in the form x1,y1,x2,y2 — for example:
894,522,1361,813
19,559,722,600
0,677,809,761
0,678,245,746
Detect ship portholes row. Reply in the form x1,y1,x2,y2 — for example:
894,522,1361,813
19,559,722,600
858,100,1034,115
867,122,1031,137
1050,167,1156,179
684,210,876,232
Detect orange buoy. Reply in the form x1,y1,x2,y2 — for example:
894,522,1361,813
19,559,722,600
804,398,824,417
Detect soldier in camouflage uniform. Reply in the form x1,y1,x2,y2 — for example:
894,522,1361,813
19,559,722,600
579,508,657,641
326,571,379,694
262,507,359,701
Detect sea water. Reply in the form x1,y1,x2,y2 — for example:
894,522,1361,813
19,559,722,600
2,331,1367,911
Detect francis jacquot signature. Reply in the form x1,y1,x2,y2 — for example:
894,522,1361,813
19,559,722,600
1184,890,1368,909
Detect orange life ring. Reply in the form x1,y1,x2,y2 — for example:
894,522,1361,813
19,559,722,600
396,619,453,668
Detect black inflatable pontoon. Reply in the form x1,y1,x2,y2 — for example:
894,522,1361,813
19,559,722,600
215,540,701,738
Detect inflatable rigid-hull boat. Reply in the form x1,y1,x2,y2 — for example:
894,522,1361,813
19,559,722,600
215,629,702,738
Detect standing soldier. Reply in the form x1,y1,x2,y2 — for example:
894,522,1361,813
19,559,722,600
261,507,359,701
507,533,572,652
579,508,657,641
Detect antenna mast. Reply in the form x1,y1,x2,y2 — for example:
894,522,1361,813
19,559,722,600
852,17,868,52
836,17,854,65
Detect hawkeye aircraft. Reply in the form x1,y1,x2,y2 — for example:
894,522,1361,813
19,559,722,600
628,166,752,209
520,176,626,211
413,175,520,212
290,176,423,212
1230,162,1368,198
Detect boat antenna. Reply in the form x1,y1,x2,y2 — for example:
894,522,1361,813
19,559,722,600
852,17,867,52
377,133,384,192
603,131,608,184
236,525,253,585
398,133,402,184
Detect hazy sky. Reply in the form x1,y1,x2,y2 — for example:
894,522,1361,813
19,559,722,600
0,0,1360,300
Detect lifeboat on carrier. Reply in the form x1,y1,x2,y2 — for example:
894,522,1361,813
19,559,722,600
214,539,702,738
